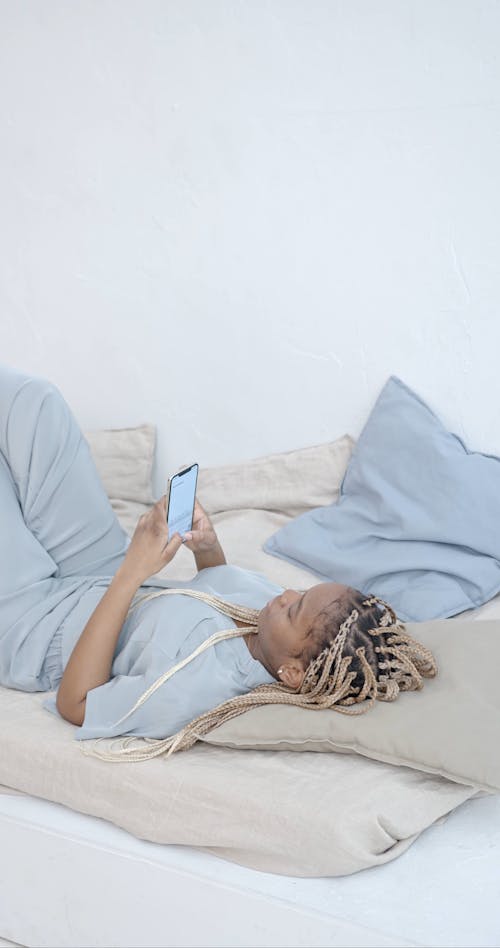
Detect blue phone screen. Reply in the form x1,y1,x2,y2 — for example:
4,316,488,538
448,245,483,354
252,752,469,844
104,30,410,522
167,465,198,538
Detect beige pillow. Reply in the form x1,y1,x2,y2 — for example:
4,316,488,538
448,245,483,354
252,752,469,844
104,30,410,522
84,424,156,505
201,617,500,794
197,434,354,517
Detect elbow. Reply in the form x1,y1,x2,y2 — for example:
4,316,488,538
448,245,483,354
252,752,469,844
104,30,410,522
56,692,86,727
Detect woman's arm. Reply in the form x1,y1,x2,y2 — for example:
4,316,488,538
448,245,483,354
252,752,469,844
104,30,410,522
56,496,183,726
192,539,227,571
56,565,141,725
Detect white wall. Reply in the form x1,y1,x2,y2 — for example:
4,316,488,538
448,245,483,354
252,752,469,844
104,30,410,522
1,0,499,496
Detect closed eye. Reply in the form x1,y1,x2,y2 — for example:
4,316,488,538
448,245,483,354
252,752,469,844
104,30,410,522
288,594,304,621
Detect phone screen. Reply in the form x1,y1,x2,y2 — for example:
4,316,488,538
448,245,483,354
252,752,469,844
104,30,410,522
167,463,199,539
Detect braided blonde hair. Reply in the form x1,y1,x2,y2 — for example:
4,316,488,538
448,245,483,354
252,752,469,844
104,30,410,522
80,585,436,763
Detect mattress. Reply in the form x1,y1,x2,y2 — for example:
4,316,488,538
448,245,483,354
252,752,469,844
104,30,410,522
0,789,499,947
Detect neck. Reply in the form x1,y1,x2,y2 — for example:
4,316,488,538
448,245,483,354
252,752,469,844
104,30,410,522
243,630,277,680
242,629,257,657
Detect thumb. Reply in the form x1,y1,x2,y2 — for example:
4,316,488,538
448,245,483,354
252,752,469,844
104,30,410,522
181,529,201,551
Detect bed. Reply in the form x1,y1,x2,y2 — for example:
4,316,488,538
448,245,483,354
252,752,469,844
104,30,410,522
1,427,499,948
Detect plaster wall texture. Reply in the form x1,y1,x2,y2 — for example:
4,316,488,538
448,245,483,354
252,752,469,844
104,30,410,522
0,0,499,496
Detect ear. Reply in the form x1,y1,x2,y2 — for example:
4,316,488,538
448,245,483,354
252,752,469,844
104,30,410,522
278,662,305,690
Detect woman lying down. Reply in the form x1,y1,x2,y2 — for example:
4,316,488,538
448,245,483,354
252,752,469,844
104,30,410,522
0,364,436,762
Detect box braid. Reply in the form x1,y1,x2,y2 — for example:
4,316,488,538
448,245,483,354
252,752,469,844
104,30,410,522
80,586,437,764
298,587,436,707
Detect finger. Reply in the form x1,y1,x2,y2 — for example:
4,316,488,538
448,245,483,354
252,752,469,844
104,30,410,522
153,499,169,522
166,532,183,552
185,529,204,544
182,529,207,552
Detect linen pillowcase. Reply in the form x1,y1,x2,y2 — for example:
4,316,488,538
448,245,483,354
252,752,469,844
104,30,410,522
83,424,156,505
196,435,354,518
264,376,500,621
201,616,500,794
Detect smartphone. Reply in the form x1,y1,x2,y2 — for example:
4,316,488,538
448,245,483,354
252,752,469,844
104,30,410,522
166,463,199,539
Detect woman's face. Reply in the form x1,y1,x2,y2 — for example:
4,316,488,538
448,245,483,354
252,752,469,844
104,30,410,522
255,582,350,688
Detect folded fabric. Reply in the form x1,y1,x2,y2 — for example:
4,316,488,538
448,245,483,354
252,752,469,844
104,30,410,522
264,376,500,621
202,616,500,794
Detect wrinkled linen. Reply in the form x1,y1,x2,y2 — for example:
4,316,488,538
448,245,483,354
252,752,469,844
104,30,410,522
0,683,478,877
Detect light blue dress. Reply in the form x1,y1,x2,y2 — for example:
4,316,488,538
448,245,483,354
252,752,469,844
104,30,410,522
0,364,131,692
0,363,281,740
43,565,279,740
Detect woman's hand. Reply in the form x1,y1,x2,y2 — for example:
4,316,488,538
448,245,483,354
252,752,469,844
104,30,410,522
182,499,218,553
183,499,227,570
121,495,183,585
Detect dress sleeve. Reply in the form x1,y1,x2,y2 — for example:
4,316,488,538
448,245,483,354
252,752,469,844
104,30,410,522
75,650,237,742
76,673,155,740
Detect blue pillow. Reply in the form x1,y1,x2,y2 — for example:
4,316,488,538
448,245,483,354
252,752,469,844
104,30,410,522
264,376,500,621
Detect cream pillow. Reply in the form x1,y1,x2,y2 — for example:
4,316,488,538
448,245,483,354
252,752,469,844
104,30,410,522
83,424,156,505
197,434,354,517
201,617,500,794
